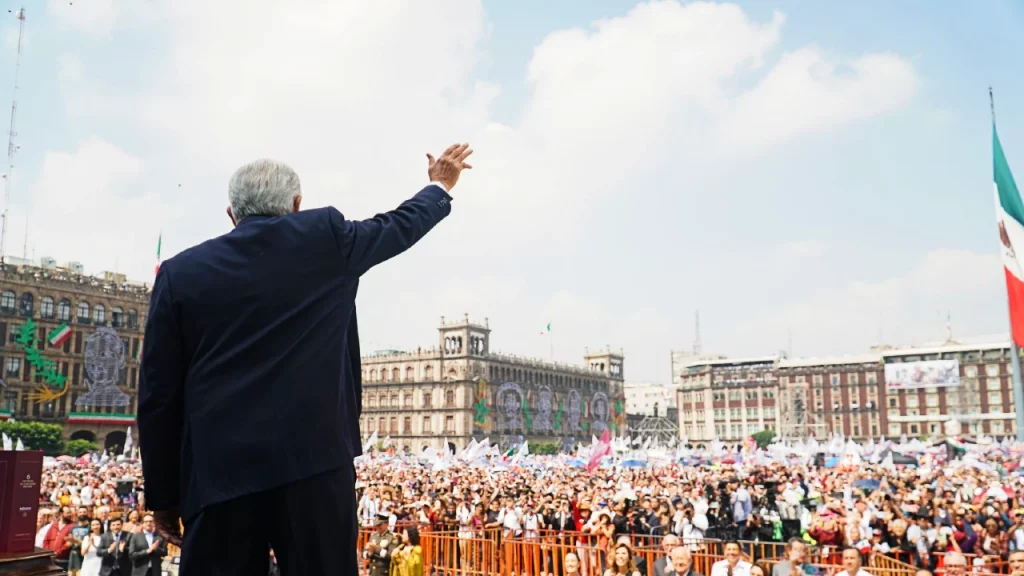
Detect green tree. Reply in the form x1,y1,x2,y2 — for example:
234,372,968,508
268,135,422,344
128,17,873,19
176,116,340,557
751,429,776,449
64,439,99,457
531,441,561,455
0,421,65,455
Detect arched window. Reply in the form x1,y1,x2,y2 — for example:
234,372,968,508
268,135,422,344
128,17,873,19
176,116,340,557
405,366,414,382
92,304,105,324
57,299,71,321
367,419,376,432
77,302,90,321
380,368,388,382
422,390,432,408
378,417,385,432
40,297,54,318
0,291,14,311
445,390,455,407
424,365,433,380
378,393,386,407
390,395,398,408
403,393,412,408
126,309,138,329
391,367,400,382
111,307,124,328
18,293,33,317
389,418,398,434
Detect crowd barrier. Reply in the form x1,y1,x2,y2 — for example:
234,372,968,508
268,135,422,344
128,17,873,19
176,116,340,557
351,528,924,576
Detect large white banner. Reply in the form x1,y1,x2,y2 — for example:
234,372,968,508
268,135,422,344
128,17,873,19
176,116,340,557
884,359,960,390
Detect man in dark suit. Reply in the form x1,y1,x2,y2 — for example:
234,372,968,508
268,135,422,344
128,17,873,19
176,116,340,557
127,514,167,576
653,535,680,576
95,517,130,576
139,144,473,575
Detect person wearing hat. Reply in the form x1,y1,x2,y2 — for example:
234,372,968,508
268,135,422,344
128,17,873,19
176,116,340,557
364,513,398,576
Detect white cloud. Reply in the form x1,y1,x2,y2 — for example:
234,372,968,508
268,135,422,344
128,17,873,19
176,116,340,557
733,249,1005,357
31,0,926,380
27,138,181,277
721,48,918,148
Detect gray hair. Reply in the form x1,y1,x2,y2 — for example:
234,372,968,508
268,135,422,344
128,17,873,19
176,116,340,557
228,159,301,220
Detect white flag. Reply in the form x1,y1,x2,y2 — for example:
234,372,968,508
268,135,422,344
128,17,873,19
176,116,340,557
123,427,133,456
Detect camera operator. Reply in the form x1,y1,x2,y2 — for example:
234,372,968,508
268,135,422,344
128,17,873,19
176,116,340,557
728,479,752,540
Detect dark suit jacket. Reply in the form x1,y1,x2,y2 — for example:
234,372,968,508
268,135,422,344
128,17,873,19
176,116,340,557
127,532,167,576
138,185,453,521
95,530,130,576
654,556,670,576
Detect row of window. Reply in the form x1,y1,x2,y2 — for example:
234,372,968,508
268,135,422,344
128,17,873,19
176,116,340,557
362,363,609,391
364,389,456,409
706,389,777,402
0,291,140,328
363,414,457,435
710,407,778,419
886,420,1012,437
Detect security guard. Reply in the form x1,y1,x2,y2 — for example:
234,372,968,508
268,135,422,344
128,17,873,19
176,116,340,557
364,512,398,576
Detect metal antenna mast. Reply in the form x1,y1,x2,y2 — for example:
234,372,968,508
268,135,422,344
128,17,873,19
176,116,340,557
0,7,25,264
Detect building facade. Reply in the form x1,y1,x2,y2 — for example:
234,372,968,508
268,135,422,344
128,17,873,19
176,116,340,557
676,356,779,443
359,315,625,453
624,382,677,418
0,261,148,451
676,339,1019,442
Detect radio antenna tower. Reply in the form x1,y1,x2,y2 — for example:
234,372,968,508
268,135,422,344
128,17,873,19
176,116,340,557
0,7,25,264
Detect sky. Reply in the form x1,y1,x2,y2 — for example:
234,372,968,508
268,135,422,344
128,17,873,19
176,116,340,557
1,0,1023,384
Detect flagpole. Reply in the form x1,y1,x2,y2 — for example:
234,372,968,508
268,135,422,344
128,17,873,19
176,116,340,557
992,86,1024,442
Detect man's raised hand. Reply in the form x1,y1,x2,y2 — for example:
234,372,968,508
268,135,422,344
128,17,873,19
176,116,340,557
427,143,473,192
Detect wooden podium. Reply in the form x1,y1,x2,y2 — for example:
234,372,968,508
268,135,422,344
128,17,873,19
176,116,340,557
0,549,65,575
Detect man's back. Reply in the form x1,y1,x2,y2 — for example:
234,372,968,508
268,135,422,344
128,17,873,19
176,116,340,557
140,187,453,522
139,148,472,576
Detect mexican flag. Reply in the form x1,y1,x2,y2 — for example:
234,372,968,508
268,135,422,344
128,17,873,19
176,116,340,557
47,323,71,347
994,123,1024,346
540,322,551,335
154,232,162,276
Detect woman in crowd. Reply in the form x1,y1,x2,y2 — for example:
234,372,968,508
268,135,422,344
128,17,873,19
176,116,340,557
391,526,423,576
604,541,640,576
79,518,103,576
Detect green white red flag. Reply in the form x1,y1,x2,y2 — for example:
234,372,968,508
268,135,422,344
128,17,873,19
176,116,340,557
154,232,162,276
47,323,71,347
994,124,1024,346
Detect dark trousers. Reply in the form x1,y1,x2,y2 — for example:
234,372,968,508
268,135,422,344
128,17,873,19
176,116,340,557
180,465,357,576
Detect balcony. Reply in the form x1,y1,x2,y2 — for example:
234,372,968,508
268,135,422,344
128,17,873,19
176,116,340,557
77,316,91,325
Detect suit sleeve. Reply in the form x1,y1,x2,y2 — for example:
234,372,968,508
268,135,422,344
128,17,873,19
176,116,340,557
328,184,452,276
128,535,147,561
138,267,186,512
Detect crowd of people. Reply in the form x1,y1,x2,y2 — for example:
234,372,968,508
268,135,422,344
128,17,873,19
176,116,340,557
351,437,1024,576
35,459,170,576
32,437,1024,576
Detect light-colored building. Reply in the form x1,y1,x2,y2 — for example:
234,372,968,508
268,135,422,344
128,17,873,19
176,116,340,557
676,338,1020,442
0,259,149,451
624,381,676,417
360,315,625,453
676,355,779,443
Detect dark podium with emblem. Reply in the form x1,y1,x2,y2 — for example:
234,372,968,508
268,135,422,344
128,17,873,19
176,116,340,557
0,450,65,575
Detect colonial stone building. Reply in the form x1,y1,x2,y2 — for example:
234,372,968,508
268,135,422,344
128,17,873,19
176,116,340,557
360,315,625,453
0,260,148,451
